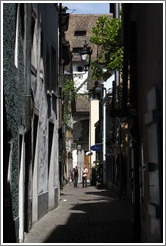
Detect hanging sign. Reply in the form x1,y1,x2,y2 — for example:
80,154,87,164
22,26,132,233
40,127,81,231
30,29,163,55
90,145,102,151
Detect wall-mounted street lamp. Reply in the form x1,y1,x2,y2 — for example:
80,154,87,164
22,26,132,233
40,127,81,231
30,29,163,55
70,40,92,78
79,40,92,72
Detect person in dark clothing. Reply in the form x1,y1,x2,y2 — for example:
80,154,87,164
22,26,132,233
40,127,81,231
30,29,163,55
74,166,79,188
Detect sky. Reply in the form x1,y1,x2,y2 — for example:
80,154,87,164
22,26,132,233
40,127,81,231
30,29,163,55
62,2,110,14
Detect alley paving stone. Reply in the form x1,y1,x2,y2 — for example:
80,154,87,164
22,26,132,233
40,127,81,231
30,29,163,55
24,183,136,244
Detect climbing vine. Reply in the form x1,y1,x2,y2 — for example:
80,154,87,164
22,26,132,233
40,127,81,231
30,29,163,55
62,77,77,126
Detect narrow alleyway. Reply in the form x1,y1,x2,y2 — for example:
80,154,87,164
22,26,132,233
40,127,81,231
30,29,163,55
24,184,137,243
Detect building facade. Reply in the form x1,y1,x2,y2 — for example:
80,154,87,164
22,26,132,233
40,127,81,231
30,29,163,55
3,3,61,242
108,3,163,243
125,3,163,242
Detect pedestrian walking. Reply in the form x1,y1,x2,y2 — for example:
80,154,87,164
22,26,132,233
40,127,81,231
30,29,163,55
82,165,88,188
68,170,72,184
73,166,79,188
71,168,75,183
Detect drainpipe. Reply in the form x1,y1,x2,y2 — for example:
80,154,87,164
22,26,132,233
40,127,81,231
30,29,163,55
59,3,62,128
58,3,65,186
103,88,106,185
115,3,119,95
24,3,32,131
115,3,119,19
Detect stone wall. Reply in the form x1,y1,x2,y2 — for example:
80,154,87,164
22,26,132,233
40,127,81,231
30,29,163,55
3,4,25,241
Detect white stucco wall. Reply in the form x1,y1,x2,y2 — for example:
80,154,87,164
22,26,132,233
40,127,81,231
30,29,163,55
73,149,78,168
37,84,48,194
31,3,60,222
73,62,88,94
103,71,115,92
89,99,99,166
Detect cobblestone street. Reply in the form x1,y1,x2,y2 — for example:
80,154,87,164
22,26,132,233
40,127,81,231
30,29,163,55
24,183,136,243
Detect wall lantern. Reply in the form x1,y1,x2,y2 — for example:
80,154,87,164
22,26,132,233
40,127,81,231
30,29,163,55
79,41,92,72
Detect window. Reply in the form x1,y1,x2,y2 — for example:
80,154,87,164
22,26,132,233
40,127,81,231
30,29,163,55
77,66,84,72
73,46,91,54
74,31,86,36
73,47,83,54
52,94,57,119
31,17,37,70
14,4,19,68
48,122,54,174
51,46,57,92
40,29,44,80
46,49,50,90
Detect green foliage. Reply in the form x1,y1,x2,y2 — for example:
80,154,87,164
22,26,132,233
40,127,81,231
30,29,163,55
90,15,124,81
62,77,76,103
62,77,77,126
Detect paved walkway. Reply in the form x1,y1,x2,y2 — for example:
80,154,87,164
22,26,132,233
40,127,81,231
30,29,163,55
24,183,136,244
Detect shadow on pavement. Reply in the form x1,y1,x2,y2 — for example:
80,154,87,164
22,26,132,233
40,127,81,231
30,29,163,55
44,186,137,243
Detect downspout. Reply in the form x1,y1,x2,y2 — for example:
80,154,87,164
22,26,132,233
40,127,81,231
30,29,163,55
59,3,62,128
115,3,119,96
58,3,64,186
103,88,106,185
24,3,32,131
115,3,119,19
122,4,129,113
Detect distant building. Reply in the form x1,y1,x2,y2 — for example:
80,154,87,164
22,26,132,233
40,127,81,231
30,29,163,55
65,14,112,180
